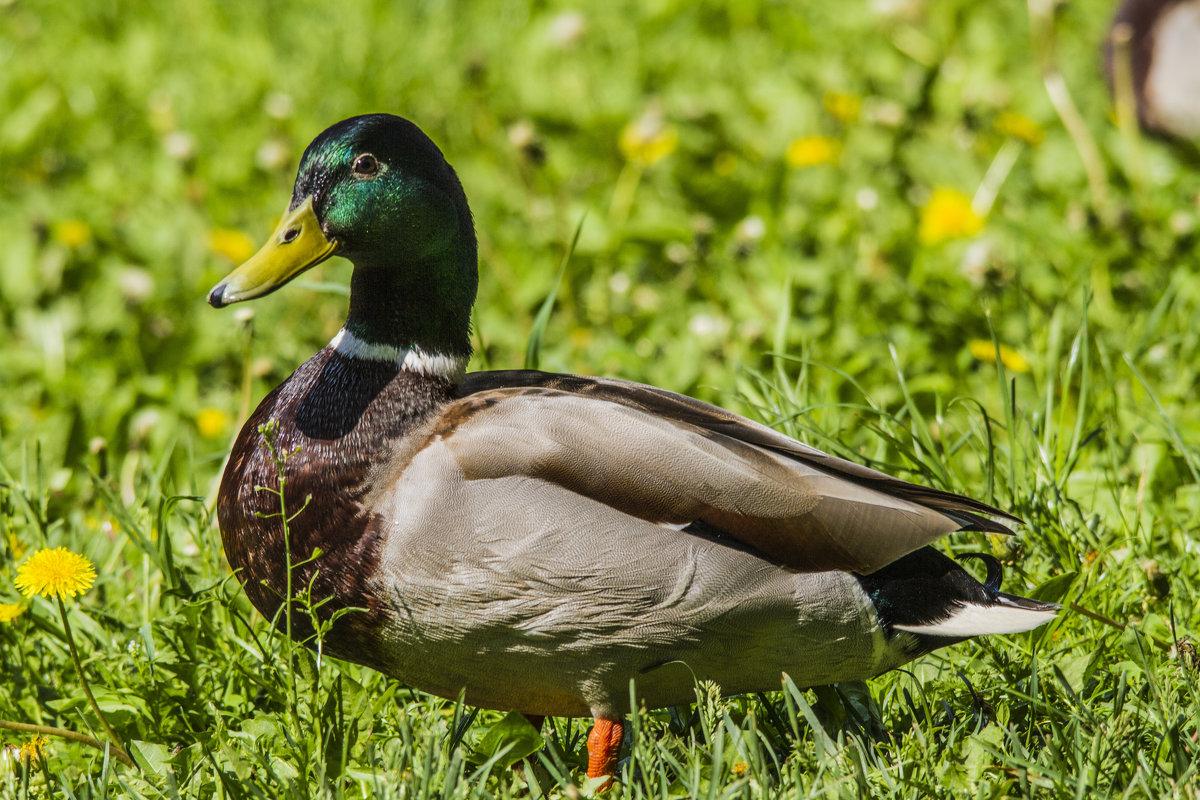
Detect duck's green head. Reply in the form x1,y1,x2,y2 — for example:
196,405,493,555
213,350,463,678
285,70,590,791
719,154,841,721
208,114,478,359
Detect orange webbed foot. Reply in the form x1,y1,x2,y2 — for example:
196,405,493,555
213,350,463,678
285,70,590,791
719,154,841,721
586,717,624,791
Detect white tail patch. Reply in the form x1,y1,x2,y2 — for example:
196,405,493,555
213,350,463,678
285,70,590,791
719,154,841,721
894,602,1056,637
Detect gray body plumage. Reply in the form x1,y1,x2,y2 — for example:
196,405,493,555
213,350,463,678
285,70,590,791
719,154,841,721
375,483,904,718
316,372,1045,718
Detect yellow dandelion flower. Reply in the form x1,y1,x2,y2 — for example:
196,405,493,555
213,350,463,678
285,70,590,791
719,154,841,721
15,547,96,599
968,339,1030,373
196,407,231,438
19,735,48,761
7,533,27,561
619,109,679,167
569,327,594,350
713,151,739,176
0,604,24,623
996,111,1044,145
52,219,92,249
732,760,749,776
786,135,841,168
919,187,984,245
208,228,256,263
823,92,862,123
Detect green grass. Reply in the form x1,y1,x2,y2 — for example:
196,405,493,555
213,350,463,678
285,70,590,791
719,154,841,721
2,0,1199,796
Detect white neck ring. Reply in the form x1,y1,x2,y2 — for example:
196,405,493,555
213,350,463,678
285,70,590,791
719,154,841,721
329,328,468,381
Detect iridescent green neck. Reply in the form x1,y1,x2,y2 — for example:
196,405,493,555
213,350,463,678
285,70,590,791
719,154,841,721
343,250,475,360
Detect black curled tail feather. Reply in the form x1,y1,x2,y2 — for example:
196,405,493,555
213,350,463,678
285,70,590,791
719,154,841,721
956,552,1003,593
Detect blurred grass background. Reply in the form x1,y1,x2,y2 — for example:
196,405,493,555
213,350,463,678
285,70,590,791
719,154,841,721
1,0,1198,796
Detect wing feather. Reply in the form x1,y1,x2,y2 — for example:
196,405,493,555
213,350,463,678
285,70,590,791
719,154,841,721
423,370,1017,574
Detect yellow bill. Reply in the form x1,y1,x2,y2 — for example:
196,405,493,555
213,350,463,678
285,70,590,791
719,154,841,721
207,196,338,308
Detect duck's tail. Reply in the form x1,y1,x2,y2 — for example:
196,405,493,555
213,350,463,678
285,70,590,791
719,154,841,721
857,548,1058,649
891,591,1058,638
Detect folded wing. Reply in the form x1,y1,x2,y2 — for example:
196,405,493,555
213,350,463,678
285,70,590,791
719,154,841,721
425,370,1016,574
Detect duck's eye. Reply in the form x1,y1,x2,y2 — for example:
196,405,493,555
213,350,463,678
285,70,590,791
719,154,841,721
352,153,380,177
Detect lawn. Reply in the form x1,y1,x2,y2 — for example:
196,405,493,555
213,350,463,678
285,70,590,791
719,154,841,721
0,0,1198,796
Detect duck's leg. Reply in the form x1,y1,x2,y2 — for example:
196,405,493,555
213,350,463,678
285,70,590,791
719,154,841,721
587,717,624,784
510,714,549,785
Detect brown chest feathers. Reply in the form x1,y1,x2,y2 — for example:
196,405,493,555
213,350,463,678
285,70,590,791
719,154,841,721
216,346,453,671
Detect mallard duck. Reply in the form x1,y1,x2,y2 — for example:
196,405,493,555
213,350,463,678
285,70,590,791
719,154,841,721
1107,0,1200,138
208,114,1056,782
